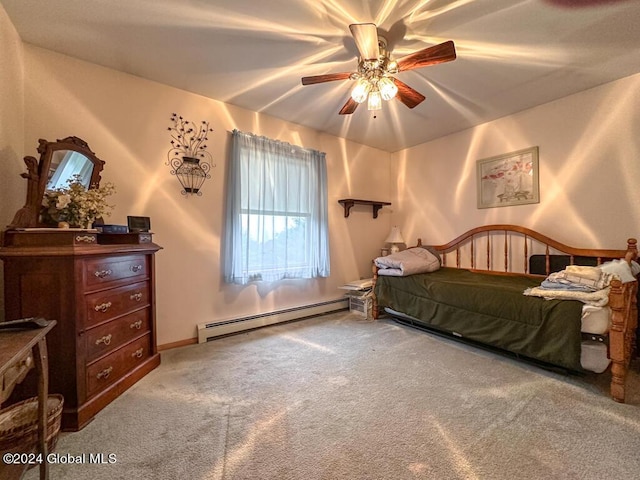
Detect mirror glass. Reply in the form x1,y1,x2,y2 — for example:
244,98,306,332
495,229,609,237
46,150,95,190
6,136,105,229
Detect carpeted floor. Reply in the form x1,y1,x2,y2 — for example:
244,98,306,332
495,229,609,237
26,311,640,479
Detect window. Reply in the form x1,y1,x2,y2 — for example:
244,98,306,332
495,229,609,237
223,130,330,284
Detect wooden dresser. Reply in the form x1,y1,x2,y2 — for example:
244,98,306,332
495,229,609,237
0,230,162,431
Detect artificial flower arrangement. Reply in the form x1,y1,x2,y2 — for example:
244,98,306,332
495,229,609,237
41,174,116,228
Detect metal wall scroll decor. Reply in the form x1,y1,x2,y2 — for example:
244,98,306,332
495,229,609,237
166,113,215,196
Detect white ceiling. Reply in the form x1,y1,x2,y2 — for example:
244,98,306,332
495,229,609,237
3,0,640,152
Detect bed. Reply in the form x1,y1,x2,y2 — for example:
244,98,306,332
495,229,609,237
372,225,639,403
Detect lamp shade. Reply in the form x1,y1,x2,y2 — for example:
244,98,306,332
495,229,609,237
379,77,398,101
351,78,370,103
367,90,382,111
385,225,404,244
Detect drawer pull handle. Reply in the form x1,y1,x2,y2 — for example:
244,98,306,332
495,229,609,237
130,292,143,302
130,320,143,330
95,334,112,346
96,366,113,380
94,269,113,279
94,301,112,313
76,235,96,244
132,348,144,359
17,356,33,370
130,264,143,273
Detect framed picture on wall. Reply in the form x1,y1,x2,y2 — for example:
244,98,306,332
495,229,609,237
476,146,539,209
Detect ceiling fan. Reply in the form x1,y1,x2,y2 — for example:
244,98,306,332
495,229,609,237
301,23,456,115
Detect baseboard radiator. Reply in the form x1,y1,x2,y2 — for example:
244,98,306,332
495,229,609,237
197,298,348,343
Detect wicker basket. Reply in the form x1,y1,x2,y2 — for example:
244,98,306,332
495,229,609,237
0,395,64,455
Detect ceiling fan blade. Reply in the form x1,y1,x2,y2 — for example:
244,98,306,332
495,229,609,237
397,40,456,72
349,23,379,60
302,72,352,85
394,78,426,109
339,97,359,115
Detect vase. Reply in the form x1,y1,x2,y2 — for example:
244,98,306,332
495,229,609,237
175,156,210,195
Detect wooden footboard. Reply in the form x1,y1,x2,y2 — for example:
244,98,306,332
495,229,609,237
609,277,638,402
372,224,638,403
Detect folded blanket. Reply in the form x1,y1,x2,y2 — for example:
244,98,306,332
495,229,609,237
375,247,440,277
565,265,603,281
523,286,610,307
539,280,595,292
545,267,613,291
524,262,616,305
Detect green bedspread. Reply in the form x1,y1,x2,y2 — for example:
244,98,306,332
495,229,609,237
375,267,584,370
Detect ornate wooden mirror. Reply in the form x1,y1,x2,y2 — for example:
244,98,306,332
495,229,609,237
7,136,105,229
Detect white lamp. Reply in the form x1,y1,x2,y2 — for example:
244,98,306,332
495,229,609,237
385,226,405,254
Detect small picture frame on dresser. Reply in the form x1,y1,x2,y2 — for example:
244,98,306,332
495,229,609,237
127,216,151,233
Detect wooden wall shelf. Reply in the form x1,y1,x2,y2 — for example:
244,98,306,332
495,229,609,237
338,199,391,219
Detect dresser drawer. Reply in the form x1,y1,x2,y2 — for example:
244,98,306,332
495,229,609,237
86,334,152,397
83,254,147,289
85,281,150,328
85,309,150,362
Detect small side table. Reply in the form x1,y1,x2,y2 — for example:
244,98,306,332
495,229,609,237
0,320,57,480
338,279,374,319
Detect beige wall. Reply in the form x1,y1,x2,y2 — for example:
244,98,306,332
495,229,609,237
17,45,392,345
0,4,25,321
4,6,639,344
392,73,640,250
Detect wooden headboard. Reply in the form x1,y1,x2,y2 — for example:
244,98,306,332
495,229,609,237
416,224,638,277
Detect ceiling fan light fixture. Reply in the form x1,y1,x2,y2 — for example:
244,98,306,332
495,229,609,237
351,78,371,103
367,89,382,111
301,22,456,116
379,77,398,101
386,60,398,74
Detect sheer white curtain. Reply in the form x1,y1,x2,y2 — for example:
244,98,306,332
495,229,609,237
224,130,330,284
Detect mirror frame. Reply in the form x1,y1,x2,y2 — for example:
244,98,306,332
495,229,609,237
8,136,105,229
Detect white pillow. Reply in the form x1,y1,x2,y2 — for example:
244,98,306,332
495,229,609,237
599,259,637,283
375,247,441,276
